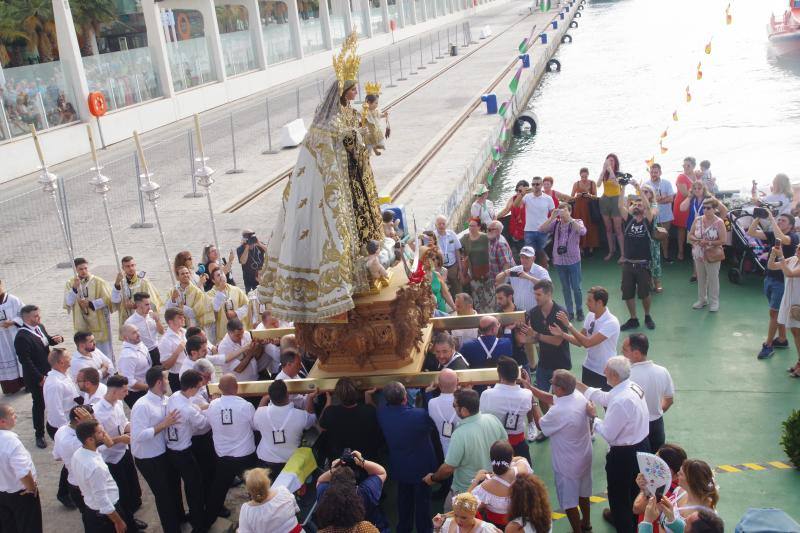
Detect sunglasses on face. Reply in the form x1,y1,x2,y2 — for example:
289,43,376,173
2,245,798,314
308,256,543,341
532,183,542,187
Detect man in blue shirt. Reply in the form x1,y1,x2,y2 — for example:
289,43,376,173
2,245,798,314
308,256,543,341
460,316,514,368
377,381,441,533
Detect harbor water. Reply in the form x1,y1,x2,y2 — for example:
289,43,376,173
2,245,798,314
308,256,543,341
493,0,800,204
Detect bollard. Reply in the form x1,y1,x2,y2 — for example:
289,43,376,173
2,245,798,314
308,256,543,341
262,96,280,154
519,53,530,68
481,94,498,114
418,37,426,69
559,12,564,19
409,42,417,74
450,43,458,56
131,152,153,228
398,48,407,80
226,113,244,174
540,33,548,44
185,130,203,197
436,30,443,59
552,20,558,29
387,50,397,87
429,34,436,64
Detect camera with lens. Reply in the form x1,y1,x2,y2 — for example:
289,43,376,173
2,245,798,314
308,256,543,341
753,207,778,219
557,245,568,255
615,172,634,186
244,233,258,245
338,448,369,483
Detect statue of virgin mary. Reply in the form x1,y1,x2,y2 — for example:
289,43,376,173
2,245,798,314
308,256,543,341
257,33,385,323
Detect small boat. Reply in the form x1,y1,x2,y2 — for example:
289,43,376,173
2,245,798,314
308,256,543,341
768,1,800,58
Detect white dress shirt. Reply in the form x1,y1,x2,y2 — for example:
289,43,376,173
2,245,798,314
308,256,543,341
436,229,463,267
507,263,551,312
428,392,458,454
70,349,115,383
206,395,256,458
274,370,306,409
130,391,169,459
630,360,675,421
124,311,160,351
52,425,82,485
157,327,187,376
178,355,225,382
538,390,592,479
71,447,119,514
117,341,152,390
217,332,259,382
43,369,79,428
93,398,130,464
584,379,650,446
83,383,108,406
238,486,300,533
0,430,36,492
582,309,620,375
253,403,316,463
479,383,533,436
166,392,211,451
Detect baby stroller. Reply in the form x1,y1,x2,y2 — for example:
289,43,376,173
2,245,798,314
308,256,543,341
726,207,769,284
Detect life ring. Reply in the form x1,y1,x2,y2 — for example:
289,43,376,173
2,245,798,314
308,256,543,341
570,20,578,28
513,111,537,135
546,58,561,72
561,34,572,43
87,92,107,117
176,12,191,40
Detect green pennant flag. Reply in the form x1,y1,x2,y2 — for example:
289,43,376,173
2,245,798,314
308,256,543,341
518,38,528,53
498,100,510,117
500,129,509,142
487,172,495,186
540,0,550,12
508,66,523,94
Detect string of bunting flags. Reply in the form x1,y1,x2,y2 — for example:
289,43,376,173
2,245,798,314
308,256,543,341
646,2,734,169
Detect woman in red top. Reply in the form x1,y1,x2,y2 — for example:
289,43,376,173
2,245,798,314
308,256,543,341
570,167,601,255
672,157,697,261
543,176,570,205
497,180,529,252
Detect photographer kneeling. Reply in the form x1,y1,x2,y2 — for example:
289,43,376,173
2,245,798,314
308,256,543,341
316,449,389,532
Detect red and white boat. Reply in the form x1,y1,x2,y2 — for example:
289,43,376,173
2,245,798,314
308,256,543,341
769,1,800,57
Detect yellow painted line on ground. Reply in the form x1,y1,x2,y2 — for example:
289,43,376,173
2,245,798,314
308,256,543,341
589,496,607,503
552,512,567,520
769,461,791,469
717,464,741,473
742,463,766,471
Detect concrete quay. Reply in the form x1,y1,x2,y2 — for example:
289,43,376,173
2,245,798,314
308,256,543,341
0,1,581,530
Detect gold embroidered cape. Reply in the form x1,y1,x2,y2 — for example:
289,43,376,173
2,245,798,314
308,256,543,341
63,275,114,343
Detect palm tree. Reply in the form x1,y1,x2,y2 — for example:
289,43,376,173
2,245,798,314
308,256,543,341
71,0,119,56
8,0,56,63
0,4,30,67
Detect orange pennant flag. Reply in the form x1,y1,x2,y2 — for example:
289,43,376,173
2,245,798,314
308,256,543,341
646,156,656,168
696,62,703,80
726,4,732,25
660,128,668,138
673,110,679,121
686,86,692,102
660,141,668,154
705,40,712,55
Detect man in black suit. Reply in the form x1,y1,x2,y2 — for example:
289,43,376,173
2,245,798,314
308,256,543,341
13,304,63,449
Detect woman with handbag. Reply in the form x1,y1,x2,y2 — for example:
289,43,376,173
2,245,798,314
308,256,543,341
570,167,601,256
460,217,494,313
769,241,800,377
688,199,727,312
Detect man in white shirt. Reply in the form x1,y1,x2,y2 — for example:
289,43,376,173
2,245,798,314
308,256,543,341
253,310,283,377
42,347,79,508
218,318,261,382
72,419,138,532
166,370,212,531
495,246,551,312
124,292,164,366
534,370,593,533
52,405,90,516
275,348,309,409
117,324,152,408
70,331,114,383
426,369,459,456
579,356,650,533
645,163,675,261
623,334,674,453
479,356,538,463
130,366,183,533
253,379,317,477
435,215,464,294
180,335,225,382
94,374,144,527
555,286,620,392
0,404,41,531
76,367,107,406
157,308,188,394
450,293,478,347
522,176,555,267
206,374,258,521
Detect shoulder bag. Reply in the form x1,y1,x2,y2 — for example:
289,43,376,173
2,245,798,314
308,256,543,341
702,218,725,263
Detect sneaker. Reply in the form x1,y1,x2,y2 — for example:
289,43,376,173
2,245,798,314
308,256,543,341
576,309,585,322
568,312,575,321
690,275,697,282
527,424,539,442
692,301,707,309
664,257,675,264
709,304,719,312
620,318,640,331
757,343,775,360
773,338,789,349
644,315,655,329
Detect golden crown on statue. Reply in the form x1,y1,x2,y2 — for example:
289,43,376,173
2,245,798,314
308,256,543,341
333,32,361,93
365,82,382,96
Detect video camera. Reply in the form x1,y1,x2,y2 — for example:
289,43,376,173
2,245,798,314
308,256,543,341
615,172,634,187
753,206,780,219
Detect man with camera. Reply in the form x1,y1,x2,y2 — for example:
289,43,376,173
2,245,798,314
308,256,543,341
495,246,550,313
618,190,656,331
748,210,799,359
236,230,267,293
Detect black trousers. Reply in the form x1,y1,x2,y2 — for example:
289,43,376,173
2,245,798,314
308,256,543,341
582,366,611,392
67,483,89,531
192,432,217,488
124,389,146,409
396,481,433,533
82,501,138,533
511,436,532,465
149,347,161,367
257,460,286,482
606,439,650,533
46,423,70,502
25,380,44,439
208,453,257,520
135,454,183,533
167,447,208,530
648,417,665,455
167,373,181,395
108,450,142,516
0,489,42,533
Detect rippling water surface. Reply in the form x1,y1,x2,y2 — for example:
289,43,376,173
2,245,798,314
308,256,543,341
492,0,800,204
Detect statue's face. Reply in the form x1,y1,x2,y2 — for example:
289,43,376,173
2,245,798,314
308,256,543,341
345,85,358,101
